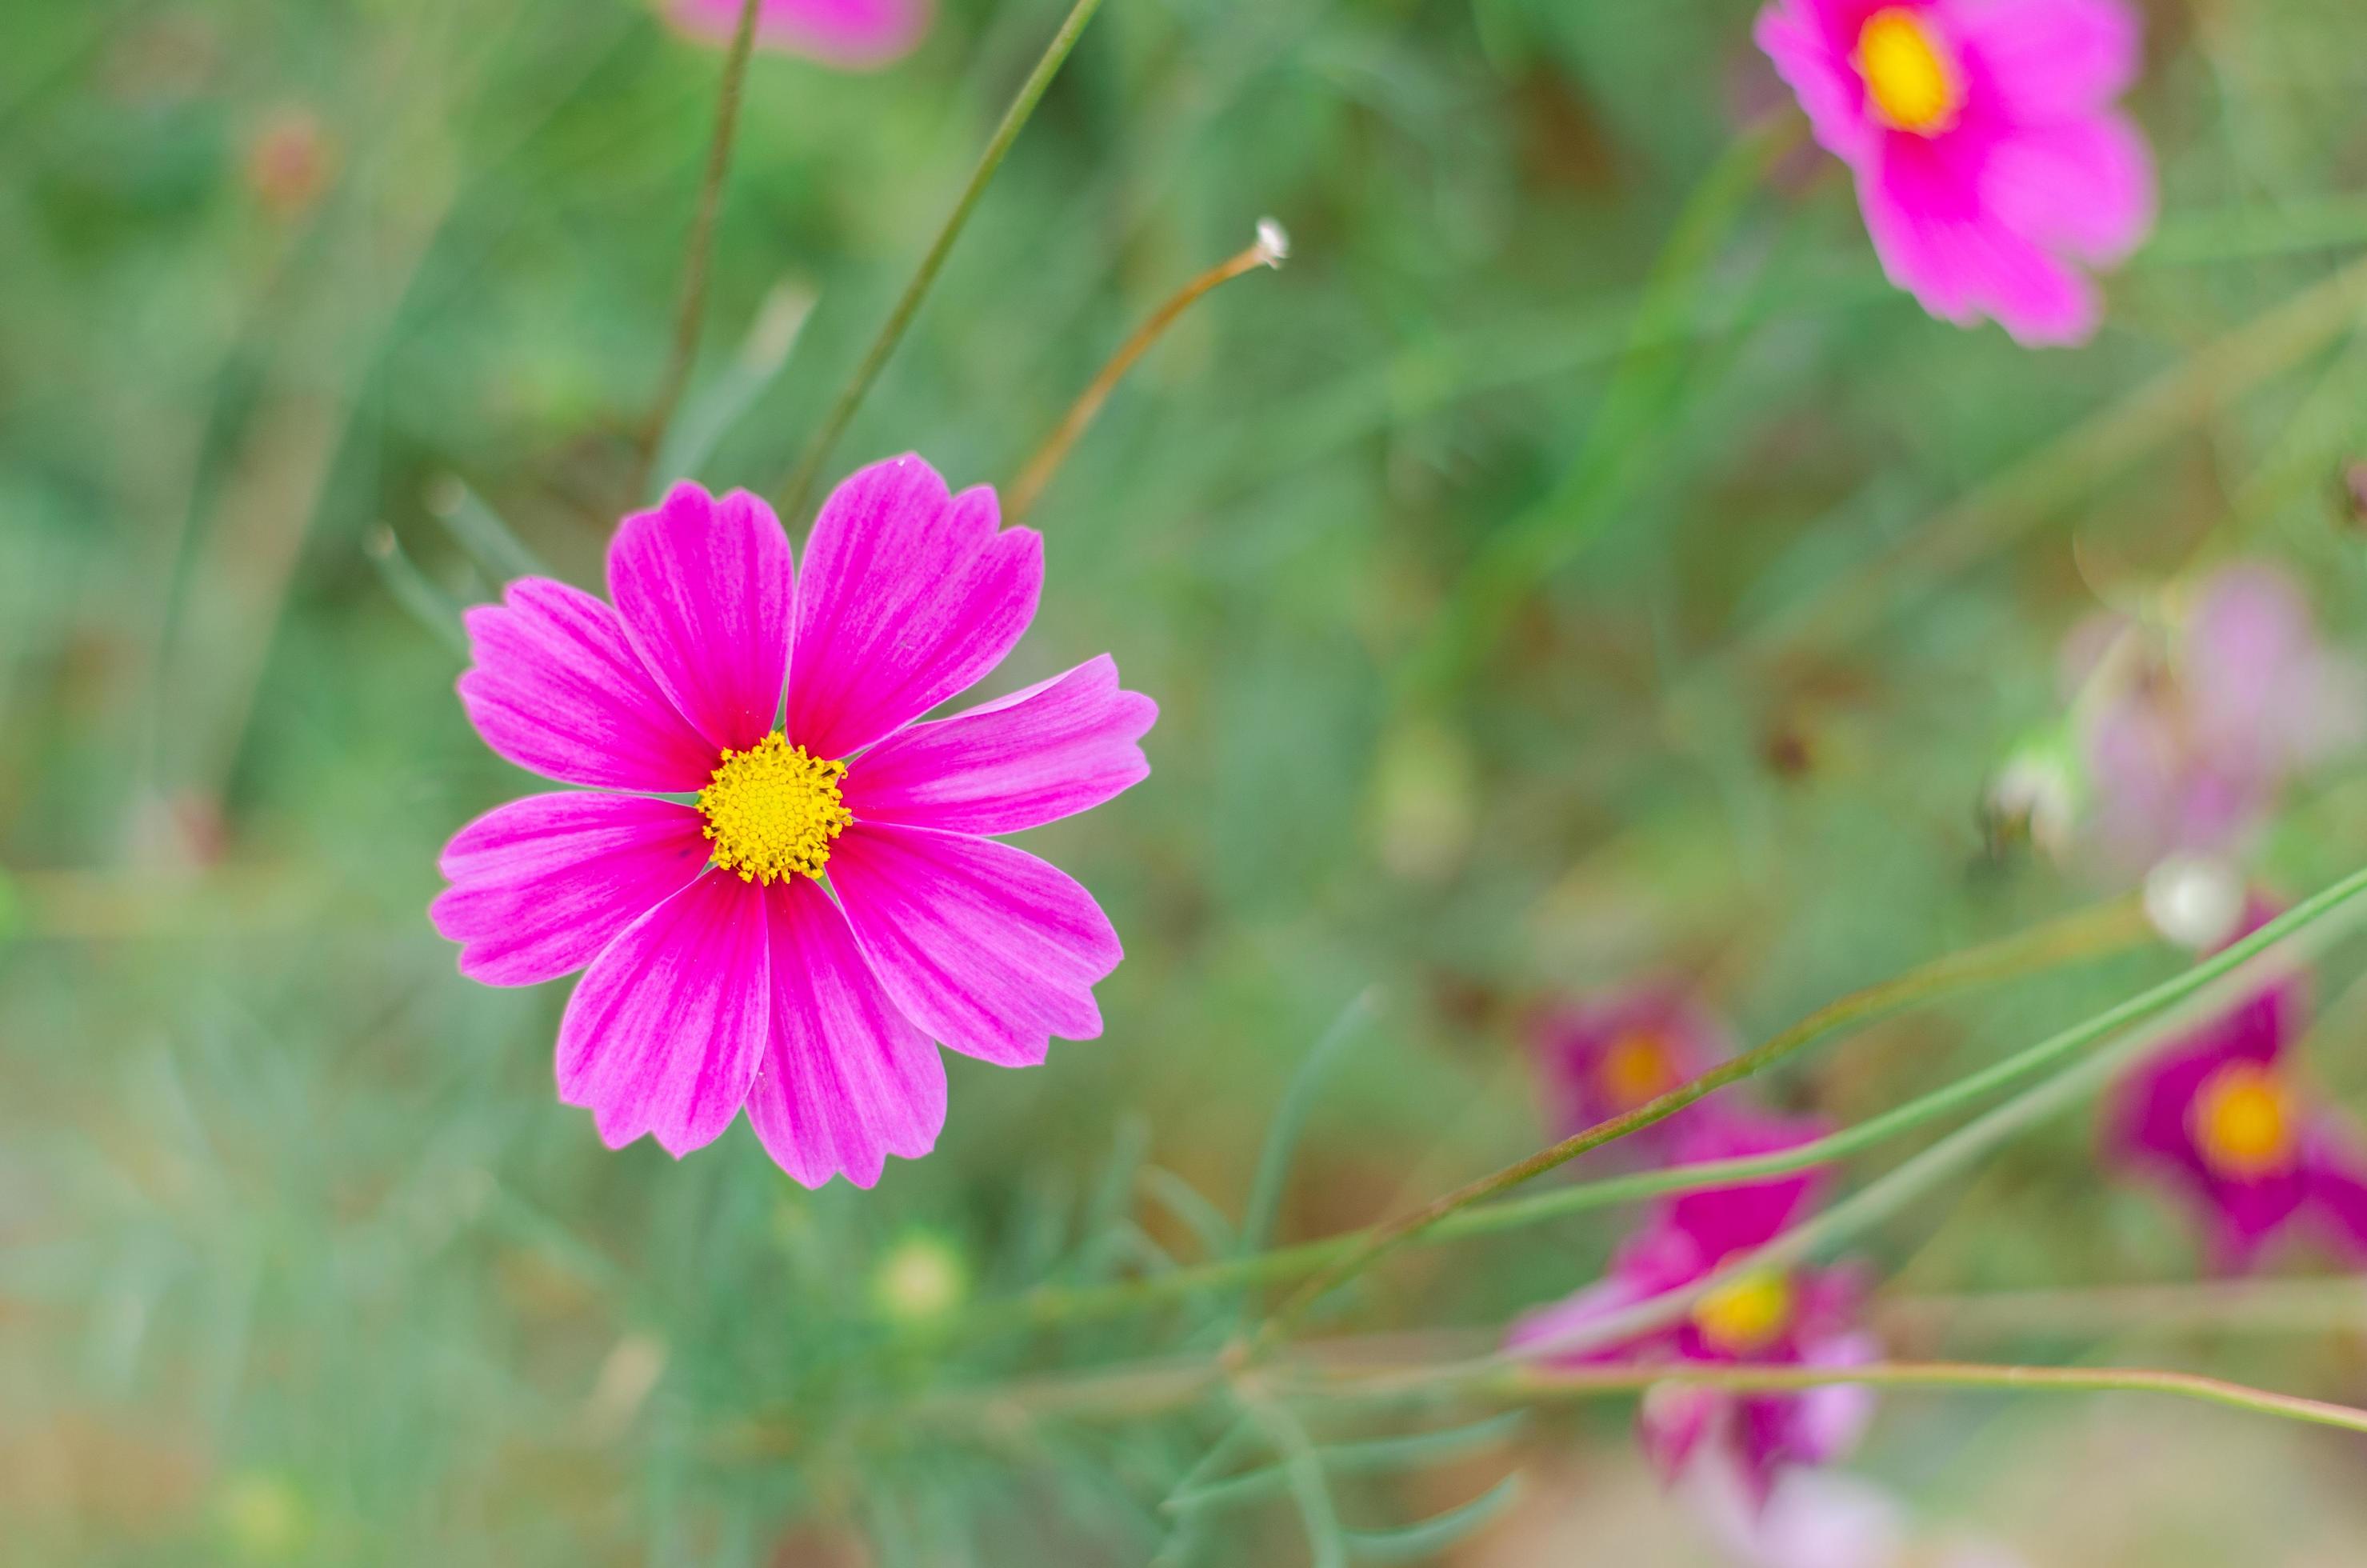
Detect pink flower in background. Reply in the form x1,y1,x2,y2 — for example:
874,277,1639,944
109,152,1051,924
1754,0,2153,346
2102,909,2367,1270
666,0,930,70
1509,1105,1876,1507
2068,564,2364,871
432,457,1154,1187
1529,986,1736,1146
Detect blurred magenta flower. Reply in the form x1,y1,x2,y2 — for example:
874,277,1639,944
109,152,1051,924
1754,0,2153,346
1529,986,1735,1145
1509,1105,1876,1507
432,457,1154,1187
2102,910,2367,1270
666,0,930,70
2068,564,2364,871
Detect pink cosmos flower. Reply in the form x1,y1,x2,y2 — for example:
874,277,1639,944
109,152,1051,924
2067,564,2365,872
430,456,1155,1188
1509,1104,1877,1507
1754,0,2153,346
2102,907,2367,1270
1529,986,1736,1150
666,0,930,70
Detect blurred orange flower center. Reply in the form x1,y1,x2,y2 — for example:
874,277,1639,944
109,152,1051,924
1857,9,1961,134
698,733,852,885
1691,1270,1794,1354
1599,1032,1677,1109
2189,1062,2297,1179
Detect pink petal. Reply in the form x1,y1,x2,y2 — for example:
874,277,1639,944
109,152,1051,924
1753,2,1877,166
828,822,1119,1068
609,484,794,754
787,454,1042,761
1949,0,2143,120
1861,150,2101,345
1639,1381,1725,1485
1788,1329,1880,1465
555,870,769,1157
745,877,946,1189
432,793,712,986
1982,114,2154,265
667,0,932,70
2303,1120,2367,1262
458,578,718,792
842,655,1156,836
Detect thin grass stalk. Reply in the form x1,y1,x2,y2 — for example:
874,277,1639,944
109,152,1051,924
954,897,2144,1339
776,0,1110,522
631,0,761,505
1006,220,1288,522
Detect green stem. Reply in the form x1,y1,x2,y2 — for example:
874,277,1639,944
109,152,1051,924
902,1346,2367,1444
1245,898,2146,1343
775,0,1109,522
1502,863,2367,1365
634,0,760,505
1458,1361,2367,1439
956,898,2142,1340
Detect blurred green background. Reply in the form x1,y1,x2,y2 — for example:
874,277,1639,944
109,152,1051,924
11,0,2367,1561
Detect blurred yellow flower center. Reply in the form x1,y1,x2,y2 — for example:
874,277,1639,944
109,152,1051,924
698,733,852,885
1691,1270,1794,1354
1599,1032,1677,1110
1857,9,1961,134
2189,1062,2297,1179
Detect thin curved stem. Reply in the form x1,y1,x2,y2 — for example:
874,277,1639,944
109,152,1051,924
1499,865,2367,1367
1481,1361,2367,1438
1006,221,1287,522
1245,896,2149,1344
776,0,1110,522
633,0,761,505
954,897,2144,1340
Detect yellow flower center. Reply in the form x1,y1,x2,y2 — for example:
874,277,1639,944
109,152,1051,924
697,732,852,885
2189,1062,2297,1180
1599,1031,1677,1111
1857,8,1961,134
1691,1270,1795,1355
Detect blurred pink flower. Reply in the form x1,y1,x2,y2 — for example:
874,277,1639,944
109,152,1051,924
1754,0,2153,346
1529,986,1736,1146
433,458,1154,1187
1509,1104,1876,1508
2102,906,2367,1271
2069,564,2364,870
666,0,930,70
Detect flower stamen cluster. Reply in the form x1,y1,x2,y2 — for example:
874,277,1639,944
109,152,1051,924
698,732,853,884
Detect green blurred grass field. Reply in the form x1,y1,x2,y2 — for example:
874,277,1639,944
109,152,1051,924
11,0,2367,1561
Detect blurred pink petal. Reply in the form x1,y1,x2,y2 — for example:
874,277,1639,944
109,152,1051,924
1529,986,1737,1143
2073,564,2363,868
1754,0,2153,345
667,0,931,70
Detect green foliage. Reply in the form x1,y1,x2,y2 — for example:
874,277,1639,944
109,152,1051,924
12,0,2367,1562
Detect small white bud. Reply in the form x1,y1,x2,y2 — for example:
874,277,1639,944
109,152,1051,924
1989,749,2079,859
1253,217,1290,267
2144,854,2245,951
